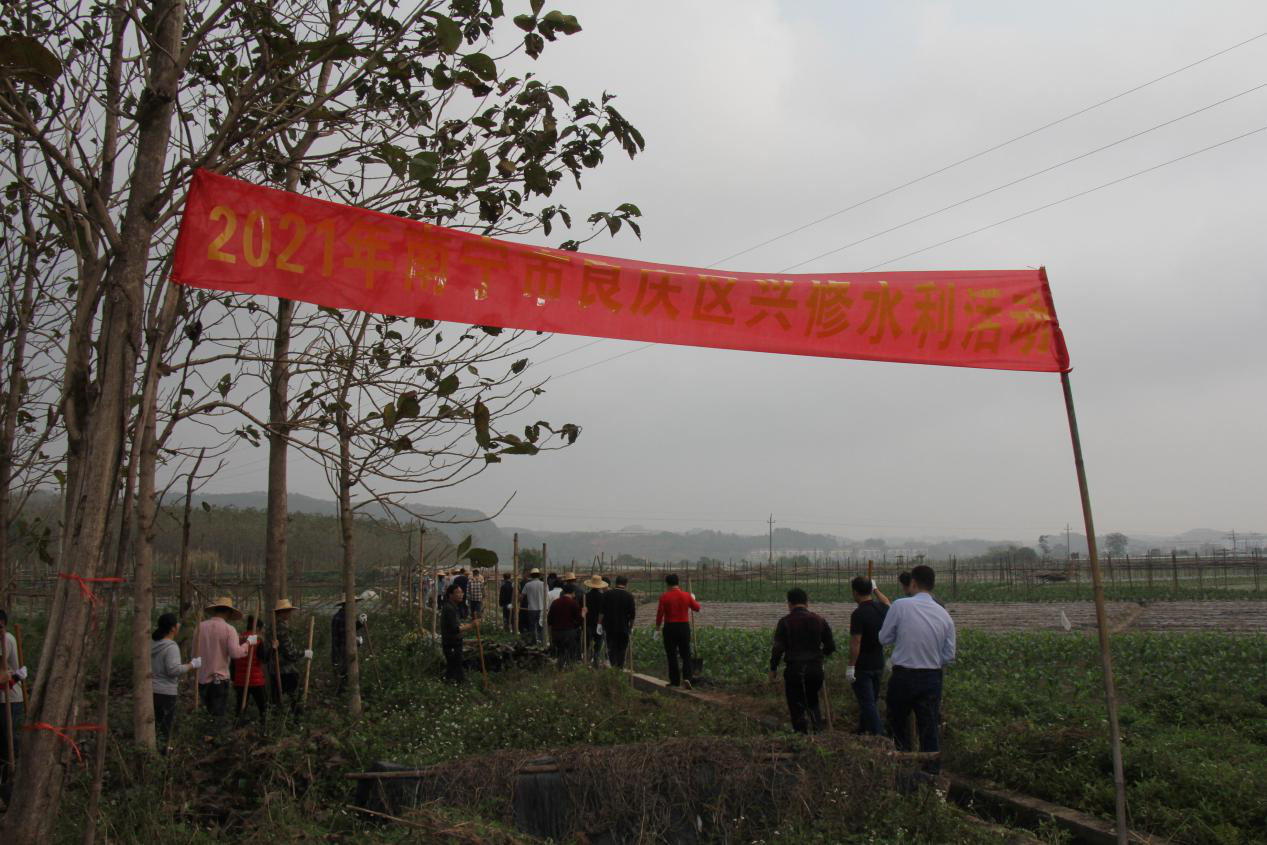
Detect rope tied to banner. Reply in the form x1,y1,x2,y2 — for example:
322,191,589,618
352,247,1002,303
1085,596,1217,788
23,722,105,763
58,573,125,607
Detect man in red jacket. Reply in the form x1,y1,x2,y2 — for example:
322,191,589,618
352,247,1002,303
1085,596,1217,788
654,573,701,689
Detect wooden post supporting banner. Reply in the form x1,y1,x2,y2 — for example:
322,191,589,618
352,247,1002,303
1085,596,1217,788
302,615,316,704
1061,370,1129,845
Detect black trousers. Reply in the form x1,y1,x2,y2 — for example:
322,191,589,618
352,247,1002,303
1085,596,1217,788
200,680,230,732
272,672,301,713
520,609,542,643
552,628,580,668
783,663,825,734
662,622,693,686
606,631,630,669
887,667,943,768
153,693,178,750
234,685,268,727
586,627,604,666
0,699,24,782
443,642,465,684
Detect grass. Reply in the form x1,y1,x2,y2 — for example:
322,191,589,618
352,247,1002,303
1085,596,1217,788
628,626,1267,845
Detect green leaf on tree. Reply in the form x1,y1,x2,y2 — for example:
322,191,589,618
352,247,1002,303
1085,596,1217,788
437,373,460,396
461,52,497,82
474,399,492,449
467,149,490,186
434,15,463,54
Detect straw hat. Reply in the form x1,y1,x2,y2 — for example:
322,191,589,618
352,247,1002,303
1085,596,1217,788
528,567,541,576
584,575,607,589
274,598,297,613
205,596,243,619
563,572,578,581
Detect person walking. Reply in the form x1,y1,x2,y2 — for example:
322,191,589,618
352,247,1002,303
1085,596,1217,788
768,588,836,733
846,577,890,735
583,575,608,667
499,573,515,632
467,568,485,619
599,575,636,669
194,597,252,733
547,582,583,668
521,568,545,643
654,573,700,689
0,608,29,785
331,598,366,693
879,564,955,768
233,615,271,729
440,583,473,683
452,568,471,619
270,599,311,715
151,613,199,752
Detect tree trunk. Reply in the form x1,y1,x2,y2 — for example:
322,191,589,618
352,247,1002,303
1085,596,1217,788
178,448,205,615
263,297,295,620
337,412,361,717
0,141,42,609
0,1,186,837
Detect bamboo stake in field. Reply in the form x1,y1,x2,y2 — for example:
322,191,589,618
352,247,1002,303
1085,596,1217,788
512,533,520,636
362,615,383,687
272,606,284,707
417,524,426,632
301,615,316,704
820,675,833,731
474,616,489,690
1061,367,1128,845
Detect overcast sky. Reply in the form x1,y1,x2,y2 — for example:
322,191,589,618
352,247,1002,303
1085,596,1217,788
202,1,1267,543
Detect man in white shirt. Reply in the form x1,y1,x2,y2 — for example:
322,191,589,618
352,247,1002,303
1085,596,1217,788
878,564,955,766
1,608,29,785
521,568,545,644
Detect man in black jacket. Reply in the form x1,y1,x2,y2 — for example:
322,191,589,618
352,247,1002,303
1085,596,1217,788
499,573,515,632
599,575,636,669
768,588,836,733
440,583,472,683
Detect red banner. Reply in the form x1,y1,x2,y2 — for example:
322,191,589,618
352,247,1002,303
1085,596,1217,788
171,170,1069,372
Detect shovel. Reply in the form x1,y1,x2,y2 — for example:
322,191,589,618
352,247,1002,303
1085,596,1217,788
686,577,703,678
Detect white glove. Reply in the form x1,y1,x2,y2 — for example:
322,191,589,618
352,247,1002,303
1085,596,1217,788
190,657,203,670
303,649,313,660
871,580,878,592
846,666,857,683
652,630,660,641
691,593,696,601
246,635,259,646
15,666,28,680
357,612,368,624
356,636,363,645
596,624,604,636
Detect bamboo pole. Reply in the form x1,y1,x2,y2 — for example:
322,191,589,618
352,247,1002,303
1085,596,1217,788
474,616,489,690
272,606,284,706
362,615,382,687
301,615,316,703
239,599,259,715
417,525,426,632
1061,369,1128,845
512,533,520,636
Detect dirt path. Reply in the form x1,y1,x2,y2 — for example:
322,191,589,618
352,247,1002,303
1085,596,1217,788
635,600,1267,633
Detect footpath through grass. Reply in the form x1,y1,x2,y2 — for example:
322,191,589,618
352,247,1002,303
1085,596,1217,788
629,627,1267,845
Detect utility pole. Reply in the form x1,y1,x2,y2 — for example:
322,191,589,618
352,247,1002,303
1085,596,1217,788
768,514,775,567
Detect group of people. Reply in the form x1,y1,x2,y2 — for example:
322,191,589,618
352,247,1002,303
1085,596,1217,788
156,596,316,750
768,564,956,765
423,567,485,620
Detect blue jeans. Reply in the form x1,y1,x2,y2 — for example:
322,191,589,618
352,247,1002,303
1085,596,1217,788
852,669,884,735
886,667,943,764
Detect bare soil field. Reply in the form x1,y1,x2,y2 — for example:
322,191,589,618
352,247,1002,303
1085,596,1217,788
638,599,1267,632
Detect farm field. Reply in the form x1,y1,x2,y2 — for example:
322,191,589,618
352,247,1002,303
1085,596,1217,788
625,626,1267,845
637,599,1267,633
34,612,1036,845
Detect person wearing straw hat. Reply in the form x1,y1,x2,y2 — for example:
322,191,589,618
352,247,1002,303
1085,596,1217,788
194,597,253,731
270,599,311,715
330,597,366,694
582,575,608,667
520,568,545,643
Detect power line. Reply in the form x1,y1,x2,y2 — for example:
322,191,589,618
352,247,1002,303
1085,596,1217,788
709,29,1267,268
779,80,1267,272
859,121,1267,271
548,120,1267,380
